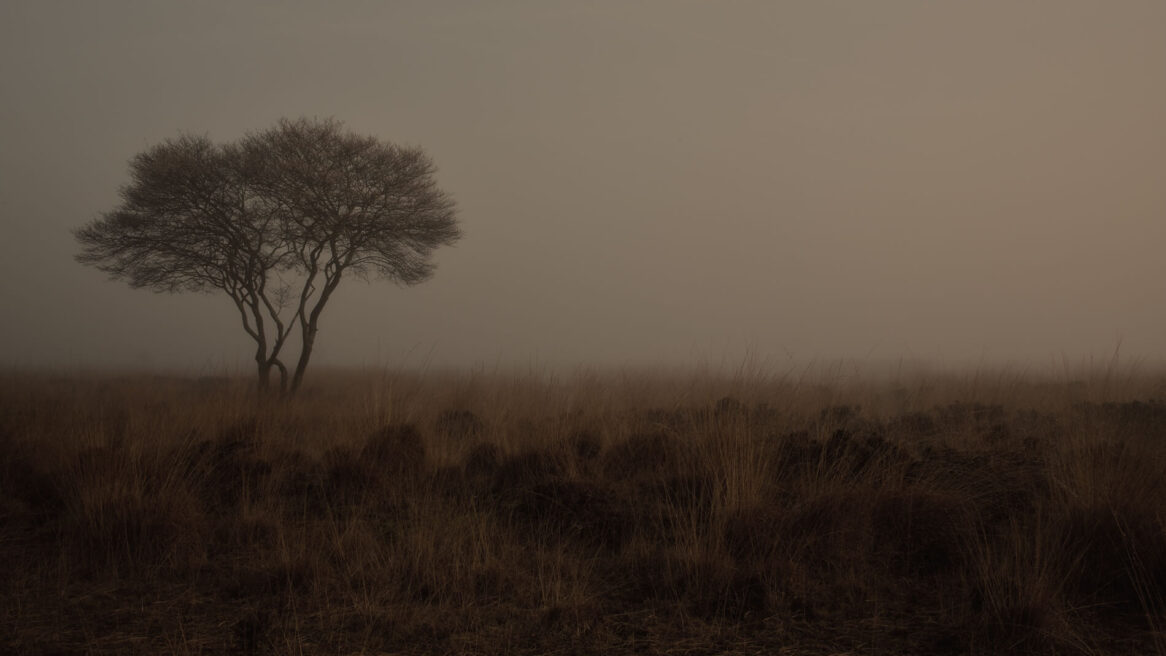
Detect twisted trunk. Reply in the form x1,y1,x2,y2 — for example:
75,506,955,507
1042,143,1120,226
289,270,342,394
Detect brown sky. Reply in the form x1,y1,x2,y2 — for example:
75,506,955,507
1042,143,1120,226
1,1,1164,373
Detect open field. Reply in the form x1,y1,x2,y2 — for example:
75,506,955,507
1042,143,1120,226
2,366,1165,655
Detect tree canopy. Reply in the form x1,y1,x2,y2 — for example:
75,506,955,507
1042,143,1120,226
75,118,461,392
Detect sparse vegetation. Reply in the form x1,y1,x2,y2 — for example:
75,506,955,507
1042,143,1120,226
1,367,1165,654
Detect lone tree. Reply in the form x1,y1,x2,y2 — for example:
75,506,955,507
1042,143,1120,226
75,118,461,393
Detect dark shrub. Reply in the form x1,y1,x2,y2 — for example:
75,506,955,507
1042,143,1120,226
921,449,1048,527
1011,410,1059,450
503,479,632,550
773,430,822,476
622,473,719,545
188,431,272,510
642,407,690,430
819,404,861,423
0,451,63,520
723,506,784,564
434,409,484,441
775,430,911,478
886,412,938,438
777,492,867,568
981,422,1012,444
937,403,1006,427
870,491,973,576
714,396,745,416
361,424,427,476
1074,400,1166,439
490,450,564,494
568,430,602,461
321,446,375,508
218,417,261,446
823,430,912,476
602,432,685,480
463,442,501,480
271,450,325,511
1060,505,1166,614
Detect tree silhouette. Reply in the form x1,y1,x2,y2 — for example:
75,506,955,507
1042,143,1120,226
75,118,461,393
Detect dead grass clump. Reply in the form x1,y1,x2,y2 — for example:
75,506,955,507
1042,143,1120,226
270,449,326,512
649,472,718,512
1075,400,1166,439
777,491,871,569
321,445,376,508
682,557,770,620
57,441,212,576
822,429,913,476
211,512,280,554
771,430,820,474
217,417,261,447
567,430,602,461
463,441,502,480
602,431,686,480
713,396,745,416
965,514,1085,655
937,402,1007,426
722,505,784,564
361,423,427,477
187,432,272,511
1011,409,1061,450
641,407,693,432
818,403,861,424
607,547,674,604
886,411,939,438
0,444,62,522
613,548,769,620
772,428,913,480
435,408,485,440
61,482,207,577
230,607,273,654
490,449,565,494
869,490,974,576
503,478,633,550
1060,504,1166,614
220,556,315,599
917,448,1050,528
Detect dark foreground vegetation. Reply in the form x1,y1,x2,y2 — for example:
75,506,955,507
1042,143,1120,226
1,369,1165,654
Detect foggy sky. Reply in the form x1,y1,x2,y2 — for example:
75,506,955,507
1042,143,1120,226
2,1,1164,374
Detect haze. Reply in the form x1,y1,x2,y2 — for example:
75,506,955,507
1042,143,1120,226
2,2,1164,374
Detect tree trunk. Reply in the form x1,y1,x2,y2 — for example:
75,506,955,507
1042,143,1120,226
290,320,317,393
255,347,272,392
290,275,339,394
273,359,289,394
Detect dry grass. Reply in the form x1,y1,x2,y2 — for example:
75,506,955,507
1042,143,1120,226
1,365,1165,654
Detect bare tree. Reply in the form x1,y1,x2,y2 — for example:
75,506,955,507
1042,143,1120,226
75,118,461,393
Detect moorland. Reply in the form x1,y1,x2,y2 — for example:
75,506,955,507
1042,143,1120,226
1,366,1164,654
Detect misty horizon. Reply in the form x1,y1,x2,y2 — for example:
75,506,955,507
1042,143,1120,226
3,2,1165,373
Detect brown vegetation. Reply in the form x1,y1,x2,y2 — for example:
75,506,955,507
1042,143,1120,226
1,368,1165,654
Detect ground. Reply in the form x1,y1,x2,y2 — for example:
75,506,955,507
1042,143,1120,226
1,369,1164,655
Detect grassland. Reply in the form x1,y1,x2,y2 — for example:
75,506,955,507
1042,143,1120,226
1,365,1165,654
